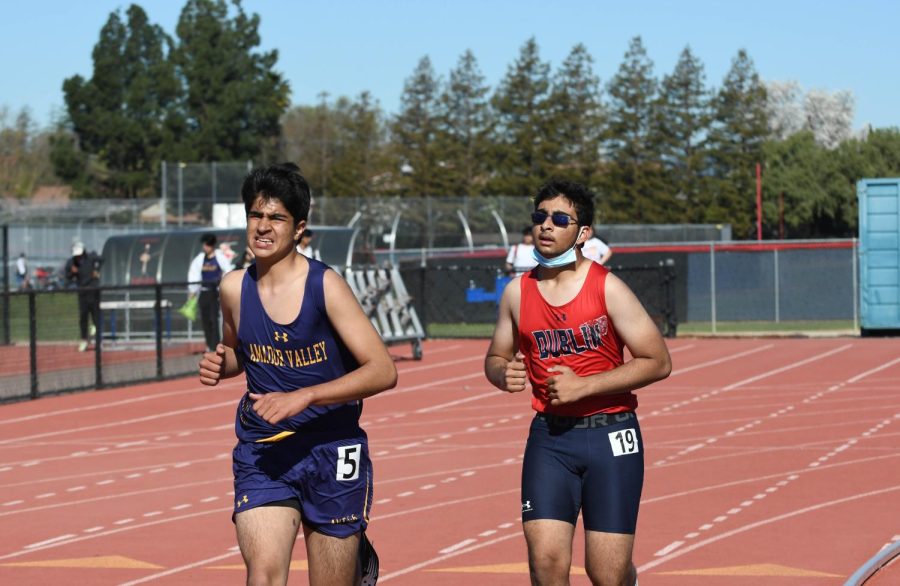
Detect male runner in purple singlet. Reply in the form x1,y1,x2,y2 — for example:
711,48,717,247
199,163,397,585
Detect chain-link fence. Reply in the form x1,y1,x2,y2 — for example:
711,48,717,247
160,161,253,227
399,263,677,339
0,283,206,402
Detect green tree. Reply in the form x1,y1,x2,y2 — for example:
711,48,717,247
59,4,178,197
0,108,54,198
706,49,768,237
436,50,492,197
603,36,664,222
762,132,854,237
488,37,553,196
329,92,389,197
280,94,332,196
547,44,604,189
172,0,289,162
392,56,442,196
654,45,711,221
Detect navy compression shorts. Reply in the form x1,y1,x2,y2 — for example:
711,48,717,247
521,411,644,533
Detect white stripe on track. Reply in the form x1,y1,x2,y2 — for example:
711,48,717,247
721,344,852,391
638,485,900,574
371,371,485,398
380,532,522,582
847,356,900,383
0,400,236,446
669,344,774,376
415,392,498,413
0,378,247,426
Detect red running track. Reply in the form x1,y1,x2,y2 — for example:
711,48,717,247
0,337,897,585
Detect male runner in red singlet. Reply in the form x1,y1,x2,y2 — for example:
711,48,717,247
198,163,397,586
485,179,671,586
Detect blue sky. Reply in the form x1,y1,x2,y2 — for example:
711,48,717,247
2,0,898,131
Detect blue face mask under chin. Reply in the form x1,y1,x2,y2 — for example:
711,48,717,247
532,243,578,268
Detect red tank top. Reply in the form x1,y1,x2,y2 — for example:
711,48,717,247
518,262,636,416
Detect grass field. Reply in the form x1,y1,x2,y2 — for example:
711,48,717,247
677,319,857,335
2,290,80,342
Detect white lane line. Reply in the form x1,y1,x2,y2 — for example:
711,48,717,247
655,541,684,556
669,344,775,376
396,354,482,374
0,379,245,427
847,357,900,383
0,399,236,446
118,548,241,586
375,371,485,397
638,485,900,574
25,534,77,549
439,539,477,554
380,532,521,582
722,345,852,392
416,392,497,413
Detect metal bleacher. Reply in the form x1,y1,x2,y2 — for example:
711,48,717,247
344,266,425,360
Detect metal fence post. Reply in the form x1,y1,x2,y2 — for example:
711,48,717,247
710,242,717,334
155,284,164,379
852,238,859,331
2,224,9,345
29,291,38,399
774,248,780,323
95,288,103,389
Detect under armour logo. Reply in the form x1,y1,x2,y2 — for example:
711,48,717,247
556,313,567,321
236,494,249,507
522,500,533,512
274,331,288,342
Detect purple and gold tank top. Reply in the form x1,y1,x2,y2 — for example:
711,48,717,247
235,259,360,442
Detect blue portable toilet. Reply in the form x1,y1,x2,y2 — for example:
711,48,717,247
858,178,900,332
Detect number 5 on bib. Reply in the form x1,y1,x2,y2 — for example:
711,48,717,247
336,444,361,480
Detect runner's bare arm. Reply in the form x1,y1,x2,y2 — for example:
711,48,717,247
546,273,671,405
485,277,527,393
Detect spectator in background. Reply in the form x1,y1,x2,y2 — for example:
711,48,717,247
582,232,614,266
296,228,320,260
16,252,28,290
188,234,234,352
65,242,102,352
505,226,538,276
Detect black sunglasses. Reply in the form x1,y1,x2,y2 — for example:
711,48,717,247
531,210,576,228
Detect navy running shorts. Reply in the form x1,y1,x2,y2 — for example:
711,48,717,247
521,411,644,533
232,426,373,538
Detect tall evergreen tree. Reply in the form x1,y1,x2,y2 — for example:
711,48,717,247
654,45,710,221
437,50,492,197
172,0,289,162
330,92,388,197
548,44,604,189
706,49,768,237
603,36,663,222
488,37,553,196
59,4,178,197
392,56,442,196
